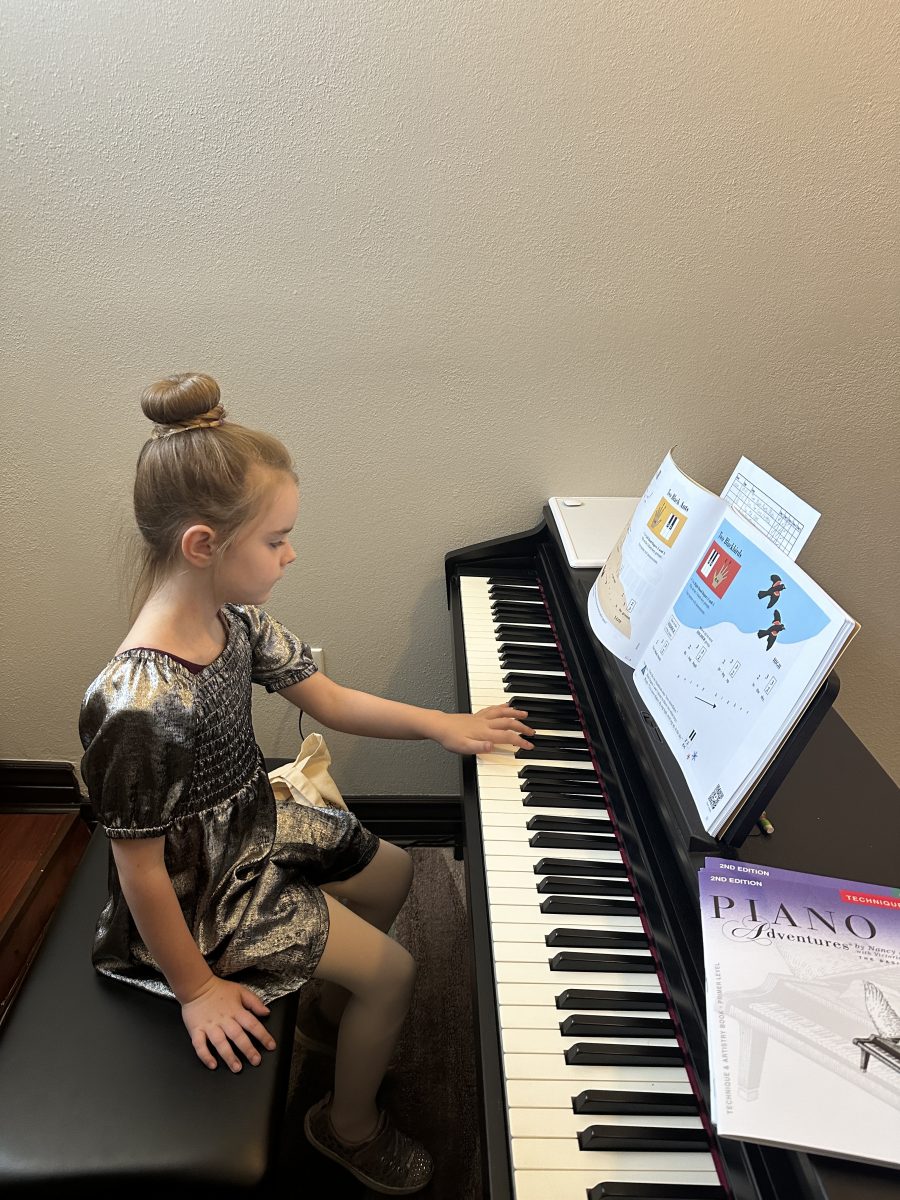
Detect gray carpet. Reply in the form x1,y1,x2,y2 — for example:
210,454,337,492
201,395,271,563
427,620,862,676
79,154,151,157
278,847,484,1199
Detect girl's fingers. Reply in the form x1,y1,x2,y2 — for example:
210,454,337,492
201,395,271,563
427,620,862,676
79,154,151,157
237,1010,277,1051
240,988,271,1017
207,1026,242,1073
478,705,527,719
223,1020,262,1066
190,1030,219,1071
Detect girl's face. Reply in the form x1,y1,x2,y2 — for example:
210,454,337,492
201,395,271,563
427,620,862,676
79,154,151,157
217,474,299,605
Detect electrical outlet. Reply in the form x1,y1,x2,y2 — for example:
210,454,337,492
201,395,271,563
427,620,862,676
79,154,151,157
311,647,325,674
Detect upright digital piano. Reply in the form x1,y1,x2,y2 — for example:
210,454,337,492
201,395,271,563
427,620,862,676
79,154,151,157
446,511,900,1200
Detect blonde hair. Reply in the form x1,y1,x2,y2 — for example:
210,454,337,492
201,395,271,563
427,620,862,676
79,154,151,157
131,372,296,615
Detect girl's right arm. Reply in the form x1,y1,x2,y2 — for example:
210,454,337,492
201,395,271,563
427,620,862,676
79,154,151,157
110,837,276,1071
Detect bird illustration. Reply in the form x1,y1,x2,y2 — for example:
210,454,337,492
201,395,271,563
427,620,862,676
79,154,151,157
757,611,785,651
864,981,900,1037
854,982,900,1076
757,574,786,609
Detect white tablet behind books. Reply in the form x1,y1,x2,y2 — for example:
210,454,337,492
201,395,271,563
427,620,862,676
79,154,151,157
548,496,640,568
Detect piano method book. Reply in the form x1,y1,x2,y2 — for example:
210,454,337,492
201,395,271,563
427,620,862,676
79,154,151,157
700,860,900,1169
587,453,858,836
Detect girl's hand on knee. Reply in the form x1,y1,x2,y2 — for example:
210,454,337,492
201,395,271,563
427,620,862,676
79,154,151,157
431,706,534,755
180,976,276,1072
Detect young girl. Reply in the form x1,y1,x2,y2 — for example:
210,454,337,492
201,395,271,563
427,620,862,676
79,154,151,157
78,372,533,1196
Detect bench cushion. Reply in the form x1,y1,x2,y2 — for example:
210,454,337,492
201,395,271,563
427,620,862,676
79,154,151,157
0,827,298,1195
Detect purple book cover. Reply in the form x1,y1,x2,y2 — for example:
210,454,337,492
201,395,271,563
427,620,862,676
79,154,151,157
699,860,900,1168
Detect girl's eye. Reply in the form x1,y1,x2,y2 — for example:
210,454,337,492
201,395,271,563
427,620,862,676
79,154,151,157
270,541,283,549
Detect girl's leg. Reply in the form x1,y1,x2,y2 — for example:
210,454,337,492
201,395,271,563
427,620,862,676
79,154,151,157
316,839,413,1025
314,891,416,1142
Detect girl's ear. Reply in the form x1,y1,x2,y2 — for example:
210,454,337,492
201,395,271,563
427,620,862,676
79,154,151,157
181,524,217,569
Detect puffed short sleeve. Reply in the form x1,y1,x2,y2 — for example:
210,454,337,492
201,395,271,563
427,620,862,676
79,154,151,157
229,604,318,692
79,656,195,838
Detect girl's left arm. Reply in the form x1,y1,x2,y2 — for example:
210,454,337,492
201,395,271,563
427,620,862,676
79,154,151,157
278,673,534,756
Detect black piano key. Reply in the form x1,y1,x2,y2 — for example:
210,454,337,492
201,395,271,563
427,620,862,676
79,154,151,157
522,779,603,796
503,673,571,694
488,577,538,589
547,930,648,951
499,639,558,653
550,951,655,973
520,765,596,782
500,656,564,672
575,1091,698,1117
560,1014,673,1037
566,1043,683,1067
516,745,592,762
501,643,564,662
495,626,556,644
509,697,578,714
525,734,589,753
527,815,612,832
579,1125,709,1152
587,1184,723,1199
537,877,628,895
541,896,637,915
494,600,549,619
536,858,629,879
518,714,580,731
523,795,606,810
529,831,617,850
558,989,668,1011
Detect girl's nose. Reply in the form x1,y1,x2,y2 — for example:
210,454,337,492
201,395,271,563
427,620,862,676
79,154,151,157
284,542,297,566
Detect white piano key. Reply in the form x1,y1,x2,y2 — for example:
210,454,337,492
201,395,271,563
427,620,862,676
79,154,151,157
492,942,652,965
476,754,595,771
502,1028,679,1055
494,962,661,990
505,1079,694,1109
503,1052,688,1084
487,897,643,927
512,1138,714,1172
486,870,630,892
508,1107,704,1137
479,805,610,823
513,1172,722,1200
483,842,622,862
476,784,604,800
499,1004,671,1031
498,983,659,1007
486,856,622,876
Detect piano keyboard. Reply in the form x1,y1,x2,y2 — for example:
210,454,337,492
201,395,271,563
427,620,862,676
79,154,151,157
459,573,726,1200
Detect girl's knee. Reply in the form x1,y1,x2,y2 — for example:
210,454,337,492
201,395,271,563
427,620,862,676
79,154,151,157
380,840,414,893
384,939,416,1001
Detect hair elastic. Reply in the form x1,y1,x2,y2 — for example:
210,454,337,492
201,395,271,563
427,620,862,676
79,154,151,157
151,406,226,438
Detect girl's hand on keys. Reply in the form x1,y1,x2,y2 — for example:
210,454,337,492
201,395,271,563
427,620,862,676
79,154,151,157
431,706,534,755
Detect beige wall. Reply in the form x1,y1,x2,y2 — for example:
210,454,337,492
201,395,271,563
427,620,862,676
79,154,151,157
2,1,898,795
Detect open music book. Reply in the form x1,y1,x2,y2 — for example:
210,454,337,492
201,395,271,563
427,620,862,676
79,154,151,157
587,453,858,835
699,860,900,1169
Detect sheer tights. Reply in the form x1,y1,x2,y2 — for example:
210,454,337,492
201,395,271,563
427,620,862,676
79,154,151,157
313,840,415,1142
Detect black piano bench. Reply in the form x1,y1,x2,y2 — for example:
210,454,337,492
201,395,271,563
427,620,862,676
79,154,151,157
0,826,299,1197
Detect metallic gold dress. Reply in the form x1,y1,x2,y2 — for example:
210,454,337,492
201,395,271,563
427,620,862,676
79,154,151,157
79,604,379,1002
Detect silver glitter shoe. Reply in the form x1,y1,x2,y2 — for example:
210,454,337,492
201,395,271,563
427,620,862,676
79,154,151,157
304,1094,434,1195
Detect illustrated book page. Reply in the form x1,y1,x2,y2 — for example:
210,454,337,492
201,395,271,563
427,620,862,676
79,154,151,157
587,452,725,666
633,507,857,834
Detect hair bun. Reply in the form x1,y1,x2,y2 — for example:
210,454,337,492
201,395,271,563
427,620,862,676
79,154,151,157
140,372,224,428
